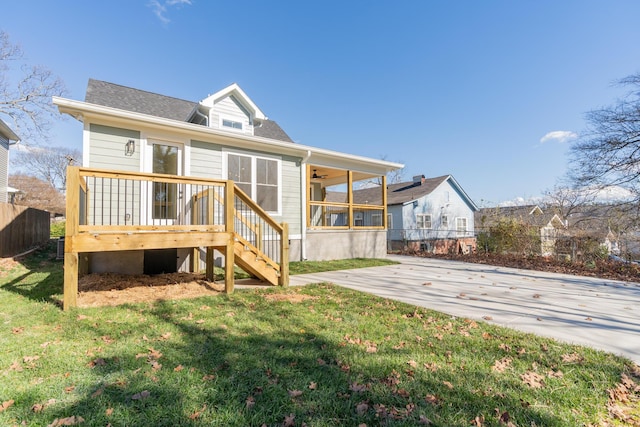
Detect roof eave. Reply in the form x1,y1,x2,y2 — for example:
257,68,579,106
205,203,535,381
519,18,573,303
0,119,20,142
53,96,403,175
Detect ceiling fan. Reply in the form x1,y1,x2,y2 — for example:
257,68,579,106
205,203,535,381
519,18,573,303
312,169,328,179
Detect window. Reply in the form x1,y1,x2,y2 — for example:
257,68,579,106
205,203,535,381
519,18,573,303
222,119,243,130
372,213,383,227
387,213,393,229
441,215,448,229
456,217,468,234
152,144,179,220
227,152,280,213
417,214,431,229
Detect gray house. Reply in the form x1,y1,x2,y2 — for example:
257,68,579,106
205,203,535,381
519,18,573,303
0,119,20,203
53,79,402,300
353,174,478,254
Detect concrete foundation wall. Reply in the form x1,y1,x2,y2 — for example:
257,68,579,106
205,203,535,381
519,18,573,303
389,237,477,254
89,251,144,275
305,230,387,261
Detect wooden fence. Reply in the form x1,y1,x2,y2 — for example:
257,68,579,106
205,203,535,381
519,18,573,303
0,203,51,257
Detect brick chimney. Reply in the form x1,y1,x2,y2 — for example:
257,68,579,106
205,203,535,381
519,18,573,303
412,174,425,185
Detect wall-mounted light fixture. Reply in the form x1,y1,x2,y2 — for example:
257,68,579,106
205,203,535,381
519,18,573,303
125,139,135,156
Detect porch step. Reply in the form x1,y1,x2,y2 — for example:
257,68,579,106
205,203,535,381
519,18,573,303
233,240,279,286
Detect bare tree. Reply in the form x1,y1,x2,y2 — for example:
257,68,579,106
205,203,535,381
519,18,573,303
12,146,80,190
0,30,67,143
9,174,66,213
569,73,640,204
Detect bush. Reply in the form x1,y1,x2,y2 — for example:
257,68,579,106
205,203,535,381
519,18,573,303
50,220,65,238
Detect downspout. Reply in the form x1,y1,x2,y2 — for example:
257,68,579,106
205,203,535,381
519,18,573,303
300,150,312,260
193,108,209,126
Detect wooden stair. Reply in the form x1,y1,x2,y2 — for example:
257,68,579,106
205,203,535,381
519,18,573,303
233,235,280,286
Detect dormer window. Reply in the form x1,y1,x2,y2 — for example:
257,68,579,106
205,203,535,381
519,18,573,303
222,119,243,130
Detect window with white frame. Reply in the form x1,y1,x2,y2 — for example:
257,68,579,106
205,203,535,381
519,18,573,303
456,217,468,234
227,152,280,213
441,215,448,229
222,119,243,130
372,213,383,227
387,213,393,229
417,214,432,229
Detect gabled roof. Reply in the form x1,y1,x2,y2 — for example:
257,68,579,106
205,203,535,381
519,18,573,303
199,83,266,120
0,119,19,142
84,79,293,142
351,174,478,210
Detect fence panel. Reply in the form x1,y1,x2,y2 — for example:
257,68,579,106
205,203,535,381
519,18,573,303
0,203,50,257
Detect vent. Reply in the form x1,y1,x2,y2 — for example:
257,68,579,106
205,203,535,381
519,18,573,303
57,237,65,260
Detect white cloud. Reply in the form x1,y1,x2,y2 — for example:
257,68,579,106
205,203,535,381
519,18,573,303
540,130,577,144
148,0,191,24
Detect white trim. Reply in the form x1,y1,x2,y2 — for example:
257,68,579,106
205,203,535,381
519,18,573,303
53,97,403,176
222,147,282,216
219,117,244,133
82,122,91,167
200,83,266,120
417,213,432,229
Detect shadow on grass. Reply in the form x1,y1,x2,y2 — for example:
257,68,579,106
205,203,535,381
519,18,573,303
19,298,572,427
0,241,63,305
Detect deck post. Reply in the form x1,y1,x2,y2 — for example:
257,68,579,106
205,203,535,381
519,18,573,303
224,182,235,292
225,238,234,293
63,166,80,310
205,247,214,281
279,222,289,287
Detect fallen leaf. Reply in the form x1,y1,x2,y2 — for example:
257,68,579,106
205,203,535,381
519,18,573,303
0,400,14,412
425,394,441,405
91,386,105,398
283,413,295,427
442,381,454,389
350,382,370,392
47,416,85,426
174,365,184,372
585,317,593,321
12,327,24,334
521,372,545,388
106,407,113,416
131,390,151,400
23,355,40,363
422,282,432,286
160,332,172,340
246,396,256,409
308,382,317,390
356,401,369,415
64,386,75,393
288,389,303,398
419,414,433,424
88,358,106,368
202,374,216,381
407,360,418,368
492,357,512,373
76,314,89,320
189,405,206,419
482,316,493,320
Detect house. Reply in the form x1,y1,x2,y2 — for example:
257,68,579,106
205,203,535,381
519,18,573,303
352,174,478,254
0,119,20,203
475,205,565,255
53,79,402,308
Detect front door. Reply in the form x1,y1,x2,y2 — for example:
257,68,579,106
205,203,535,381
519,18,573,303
148,141,183,224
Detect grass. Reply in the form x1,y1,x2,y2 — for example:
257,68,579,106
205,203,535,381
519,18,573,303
0,243,637,426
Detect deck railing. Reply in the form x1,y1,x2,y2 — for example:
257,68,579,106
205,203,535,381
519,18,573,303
65,166,287,281
309,201,385,229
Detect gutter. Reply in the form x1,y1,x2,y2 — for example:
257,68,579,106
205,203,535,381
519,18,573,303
52,97,404,174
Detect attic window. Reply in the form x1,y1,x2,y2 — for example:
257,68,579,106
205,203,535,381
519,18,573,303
222,119,243,130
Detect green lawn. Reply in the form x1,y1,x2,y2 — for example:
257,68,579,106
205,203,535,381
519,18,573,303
0,243,637,426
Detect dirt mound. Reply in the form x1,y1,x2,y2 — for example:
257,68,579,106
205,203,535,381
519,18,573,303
77,272,225,307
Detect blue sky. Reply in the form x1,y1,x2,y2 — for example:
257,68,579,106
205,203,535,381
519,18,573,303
3,0,640,205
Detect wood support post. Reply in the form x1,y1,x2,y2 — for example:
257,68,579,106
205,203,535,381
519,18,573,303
225,239,234,293
279,222,289,287
206,247,214,281
63,252,78,310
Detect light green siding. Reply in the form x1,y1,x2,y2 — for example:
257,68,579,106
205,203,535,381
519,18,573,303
190,140,222,178
89,124,140,171
281,154,301,236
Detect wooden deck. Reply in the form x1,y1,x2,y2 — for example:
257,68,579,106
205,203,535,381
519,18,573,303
63,167,289,310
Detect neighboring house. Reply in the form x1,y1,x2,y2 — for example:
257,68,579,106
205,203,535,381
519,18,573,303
53,79,402,307
352,174,478,254
475,205,565,256
0,119,20,203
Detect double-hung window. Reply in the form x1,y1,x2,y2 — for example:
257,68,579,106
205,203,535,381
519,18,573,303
227,152,280,213
456,217,468,235
417,214,431,229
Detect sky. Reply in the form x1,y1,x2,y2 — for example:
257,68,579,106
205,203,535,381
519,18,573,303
3,0,640,206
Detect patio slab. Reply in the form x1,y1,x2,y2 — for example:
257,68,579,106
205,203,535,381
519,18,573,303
289,254,640,364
